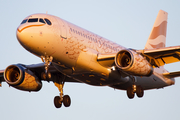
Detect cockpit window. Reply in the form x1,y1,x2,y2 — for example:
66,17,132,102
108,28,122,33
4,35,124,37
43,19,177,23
39,18,45,23
20,18,52,25
21,19,28,24
44,18,52,25
28,18,38,22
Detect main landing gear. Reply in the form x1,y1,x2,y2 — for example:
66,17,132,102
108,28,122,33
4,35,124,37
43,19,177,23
126,77,144,99
41,56,71,108
54,78,71,108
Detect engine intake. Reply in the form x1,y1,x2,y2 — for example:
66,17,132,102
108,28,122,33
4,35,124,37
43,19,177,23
4,64,42,91
115,49,153,76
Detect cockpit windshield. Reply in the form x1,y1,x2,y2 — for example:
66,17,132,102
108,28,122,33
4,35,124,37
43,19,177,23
39,18,46,23
21,19,28,24
21,18,52,25
28,18,38,22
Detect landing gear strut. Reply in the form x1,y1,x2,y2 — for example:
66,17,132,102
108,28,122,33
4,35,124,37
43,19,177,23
126,76,144,99
41,56,53,80
53,77,71,108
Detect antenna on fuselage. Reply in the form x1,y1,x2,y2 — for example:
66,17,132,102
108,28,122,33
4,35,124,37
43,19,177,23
46,11,48,14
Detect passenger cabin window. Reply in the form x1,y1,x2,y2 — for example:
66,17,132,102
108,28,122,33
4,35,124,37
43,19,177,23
44,18,52,25
28,18,38,22
21,19,28,24
39,18,45,23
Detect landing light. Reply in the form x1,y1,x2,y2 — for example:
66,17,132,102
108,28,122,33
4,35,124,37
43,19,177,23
112,66,116,71
107,66,116,72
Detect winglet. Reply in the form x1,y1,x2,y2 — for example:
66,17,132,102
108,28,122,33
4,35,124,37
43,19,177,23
144,10,168,49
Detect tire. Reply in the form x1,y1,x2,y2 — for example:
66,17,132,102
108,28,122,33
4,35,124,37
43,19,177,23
47,72,51,79
54,96,62,108
41,72,51,80
41,72,46,80
127,87,135,99
136,86,144,98
63,95,71,107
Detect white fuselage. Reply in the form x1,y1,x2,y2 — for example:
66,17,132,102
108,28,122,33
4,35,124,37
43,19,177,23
16,13,175,90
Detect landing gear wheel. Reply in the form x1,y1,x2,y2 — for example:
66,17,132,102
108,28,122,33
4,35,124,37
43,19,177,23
41,72,51,80
54,96,62,108
127,87,135,99
63,95,71,107
46,72,51,79
136,86,144,98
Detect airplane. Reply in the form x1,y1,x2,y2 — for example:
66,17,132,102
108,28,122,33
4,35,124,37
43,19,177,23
0,10,180,108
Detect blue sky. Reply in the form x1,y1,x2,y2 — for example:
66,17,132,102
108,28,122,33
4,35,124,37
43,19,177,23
0,0,180,120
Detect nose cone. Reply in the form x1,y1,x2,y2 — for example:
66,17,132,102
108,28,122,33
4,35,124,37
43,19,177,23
16,26,29,47
16,24,37,51
16,25,38,56
16,23,47,56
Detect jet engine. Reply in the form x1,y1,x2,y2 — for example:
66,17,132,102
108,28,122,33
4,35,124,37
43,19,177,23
115,49,153,76
4,64,42,91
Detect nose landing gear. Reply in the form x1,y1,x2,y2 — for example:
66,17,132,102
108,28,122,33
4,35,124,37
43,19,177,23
41,56,53,80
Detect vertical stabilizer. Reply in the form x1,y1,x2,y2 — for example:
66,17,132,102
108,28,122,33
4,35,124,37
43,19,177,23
144,10,168,49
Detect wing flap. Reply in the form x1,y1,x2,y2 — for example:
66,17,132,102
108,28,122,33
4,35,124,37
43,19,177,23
137,45,180,67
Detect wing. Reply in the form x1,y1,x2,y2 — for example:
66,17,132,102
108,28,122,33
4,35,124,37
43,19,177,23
0,63,79,85
23,63,79,83
163,71,180,78
0,70,4,86
97,45,180,70
97,53,116,67
137,45,180,67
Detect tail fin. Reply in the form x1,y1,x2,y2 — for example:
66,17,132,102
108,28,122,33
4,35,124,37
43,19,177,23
144,10,168,49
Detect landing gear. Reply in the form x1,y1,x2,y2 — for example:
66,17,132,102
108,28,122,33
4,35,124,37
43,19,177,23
63,95,71,107
127,86,135,99
54,95,71,108
53,77,71,108
126,85,144,99
41,72,51,80
126,76,144,99
41,56,53,80
54,96,62,108
136,86,144,98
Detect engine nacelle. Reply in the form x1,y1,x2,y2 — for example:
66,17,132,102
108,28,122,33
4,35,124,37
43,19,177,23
115,49,153,76
4,64,42,91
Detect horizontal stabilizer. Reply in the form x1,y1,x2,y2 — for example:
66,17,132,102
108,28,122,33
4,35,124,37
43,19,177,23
163,71,180,78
